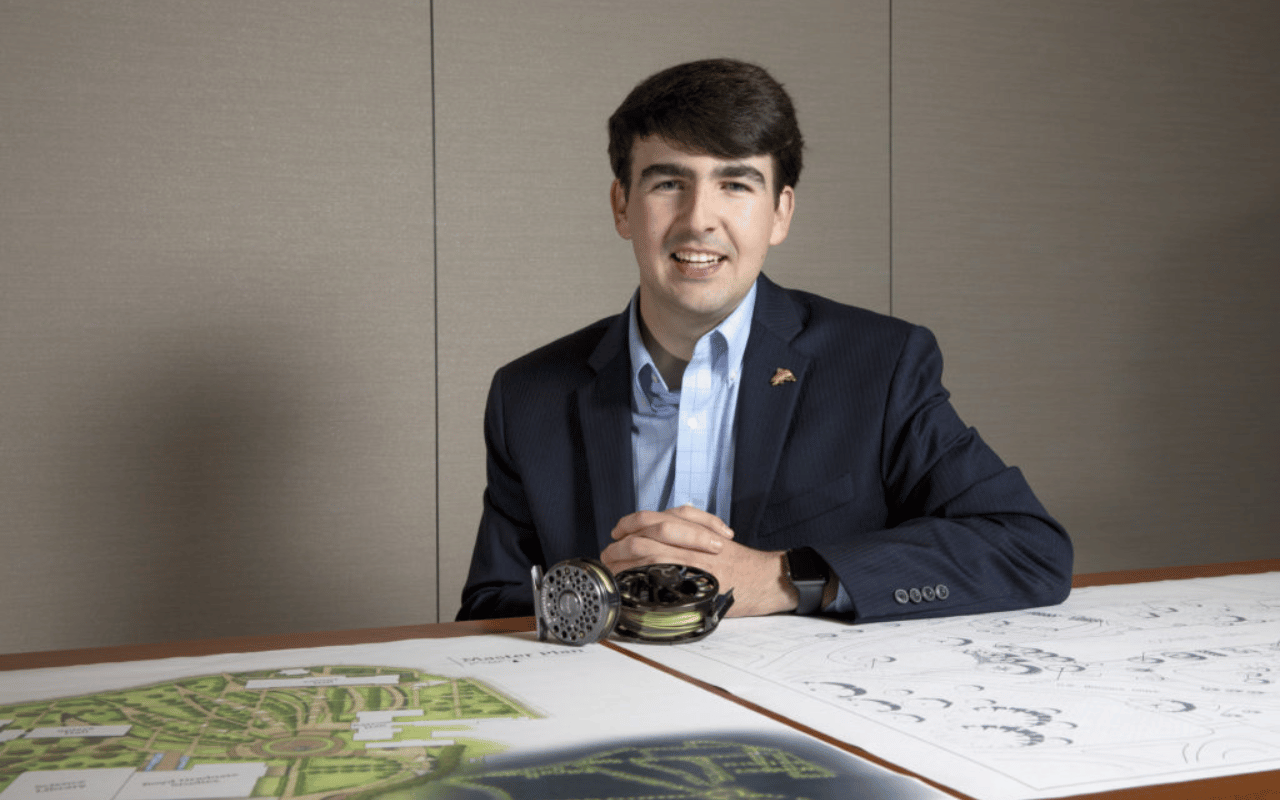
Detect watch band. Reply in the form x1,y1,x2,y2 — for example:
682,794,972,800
784,546,829,615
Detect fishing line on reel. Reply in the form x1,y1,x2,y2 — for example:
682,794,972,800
532,559,734,646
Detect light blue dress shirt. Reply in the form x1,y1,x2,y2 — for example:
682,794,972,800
626,282,851,613
628,282,757,524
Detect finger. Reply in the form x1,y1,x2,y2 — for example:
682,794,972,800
606,529,721,561
610,510,669,540
616,516,728,554
611,506,732,540
667,504,734,538
601,539,713,575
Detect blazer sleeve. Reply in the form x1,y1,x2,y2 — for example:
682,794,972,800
456,369,544,620
815,325,1073,622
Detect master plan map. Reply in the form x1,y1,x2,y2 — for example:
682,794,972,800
0,665,534,800
0,635,948,800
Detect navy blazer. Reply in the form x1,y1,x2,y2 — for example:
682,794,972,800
457,275,1072,621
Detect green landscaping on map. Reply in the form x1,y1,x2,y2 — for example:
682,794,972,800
0,666,536,800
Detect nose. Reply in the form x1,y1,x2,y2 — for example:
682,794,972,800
681,183,718,233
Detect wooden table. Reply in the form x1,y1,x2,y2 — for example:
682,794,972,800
3,559,1278,800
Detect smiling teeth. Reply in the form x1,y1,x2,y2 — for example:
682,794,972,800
673,252,722,263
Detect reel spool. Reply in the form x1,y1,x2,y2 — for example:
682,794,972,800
532,560,734,646
531,558,620,646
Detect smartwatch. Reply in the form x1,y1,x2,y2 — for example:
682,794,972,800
783,546,829,615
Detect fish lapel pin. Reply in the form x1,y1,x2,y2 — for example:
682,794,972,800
770,367,797,386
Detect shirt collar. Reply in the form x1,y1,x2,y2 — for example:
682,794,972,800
627,280,759,407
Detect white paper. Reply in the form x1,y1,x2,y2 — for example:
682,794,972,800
0,632,951,799
618,571,1280,799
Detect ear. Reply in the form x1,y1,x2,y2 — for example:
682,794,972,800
610,179,632,240
769,186,795,246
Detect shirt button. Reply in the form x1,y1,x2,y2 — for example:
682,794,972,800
894,589,910,604
687,417,701,430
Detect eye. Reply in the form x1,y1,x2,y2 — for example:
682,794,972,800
724,181,753,193
653,179,681,191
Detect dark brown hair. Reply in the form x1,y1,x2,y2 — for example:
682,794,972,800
608,58,804,201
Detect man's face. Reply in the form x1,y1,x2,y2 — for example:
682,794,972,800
610,136,795,339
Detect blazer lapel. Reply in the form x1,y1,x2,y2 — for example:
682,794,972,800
730,276,810,545
576,308,635,553
574,278,808,551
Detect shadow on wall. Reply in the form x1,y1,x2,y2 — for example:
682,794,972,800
65,326,310,645
1130,196,1280,565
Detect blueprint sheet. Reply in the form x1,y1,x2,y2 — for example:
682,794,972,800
618,571,1280,799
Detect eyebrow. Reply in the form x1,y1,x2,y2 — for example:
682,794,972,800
638,161,768,187
639,163,695,183
714,163,768,186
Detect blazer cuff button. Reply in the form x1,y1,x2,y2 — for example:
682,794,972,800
893,588,910,604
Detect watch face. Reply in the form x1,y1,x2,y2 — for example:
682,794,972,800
786,547,828,616
787,547,827,583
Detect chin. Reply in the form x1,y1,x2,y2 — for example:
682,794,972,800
678,296,734,320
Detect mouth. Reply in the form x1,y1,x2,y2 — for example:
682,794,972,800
670,249,727,279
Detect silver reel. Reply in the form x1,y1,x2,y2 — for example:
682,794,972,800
531,558,621,646
532,559,734,646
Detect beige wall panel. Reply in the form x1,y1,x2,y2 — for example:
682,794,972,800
0,2,435,652
892,2,1280,572
435,0,889,619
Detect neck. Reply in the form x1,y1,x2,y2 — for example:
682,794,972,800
637,311,690,390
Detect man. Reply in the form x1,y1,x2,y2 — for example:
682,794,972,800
457,58,1071,622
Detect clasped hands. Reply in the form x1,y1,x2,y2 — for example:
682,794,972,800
600,504,798,617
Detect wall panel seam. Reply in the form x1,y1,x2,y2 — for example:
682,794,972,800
888,0,895,318
430,0,442,623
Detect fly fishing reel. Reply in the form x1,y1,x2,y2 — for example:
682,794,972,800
532,559,734,646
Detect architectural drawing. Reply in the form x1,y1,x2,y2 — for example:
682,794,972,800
0,665,534,800
429,734,918,799
0,635,949,800
622,571,1280,799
